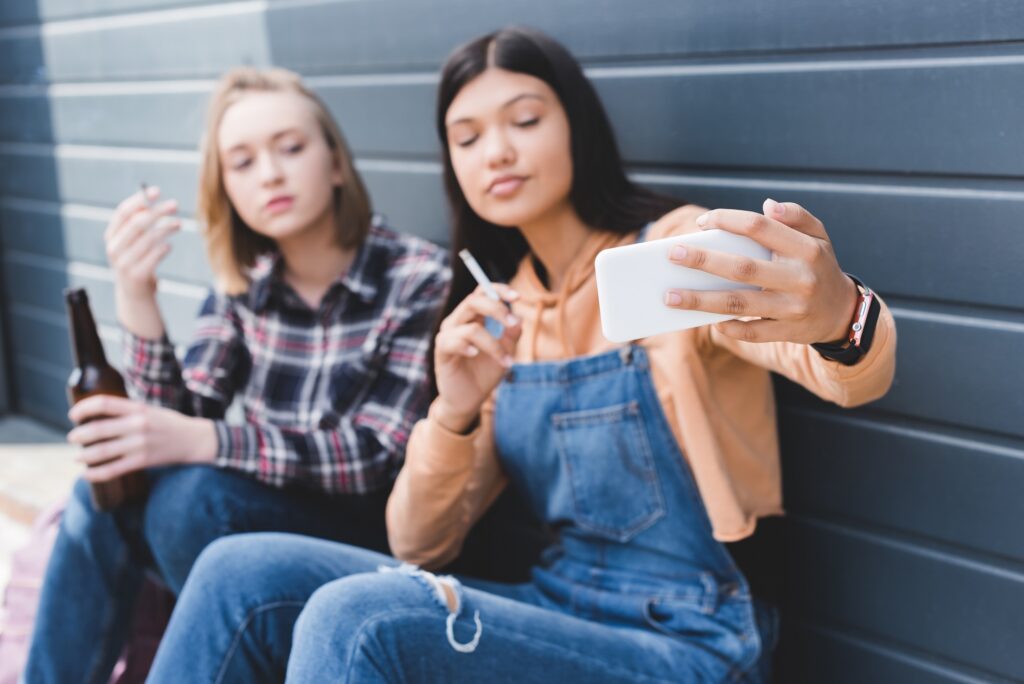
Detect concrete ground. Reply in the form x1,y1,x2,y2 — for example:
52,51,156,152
0,415,80,589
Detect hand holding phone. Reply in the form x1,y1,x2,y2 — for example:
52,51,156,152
595,229,772,342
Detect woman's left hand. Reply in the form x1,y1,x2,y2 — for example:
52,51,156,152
664,198,858,345
67,396,218,483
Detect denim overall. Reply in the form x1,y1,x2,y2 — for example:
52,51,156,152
491,290,764,680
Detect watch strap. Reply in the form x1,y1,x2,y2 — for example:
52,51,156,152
811,274,881,366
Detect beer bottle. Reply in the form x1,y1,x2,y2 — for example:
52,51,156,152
64,287,148,511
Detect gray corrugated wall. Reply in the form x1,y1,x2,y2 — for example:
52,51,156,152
1,1,1022,680
0,256,8,414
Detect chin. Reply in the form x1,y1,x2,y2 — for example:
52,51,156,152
474,198,547,229
251,212,319,241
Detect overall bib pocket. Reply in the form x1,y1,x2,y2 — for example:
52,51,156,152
552,401,666,542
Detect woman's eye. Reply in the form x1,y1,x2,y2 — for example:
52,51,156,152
455,136,478,148
282,143,304,154
515,118,540,128
231,158,252,170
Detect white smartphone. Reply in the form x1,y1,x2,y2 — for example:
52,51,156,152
595,229,772,343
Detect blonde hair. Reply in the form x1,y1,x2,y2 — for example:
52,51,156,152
198,67,372,295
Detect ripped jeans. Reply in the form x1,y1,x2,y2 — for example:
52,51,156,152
148,532,769,683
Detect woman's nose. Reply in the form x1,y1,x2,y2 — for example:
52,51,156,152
483,129,515,168
256,151,285,185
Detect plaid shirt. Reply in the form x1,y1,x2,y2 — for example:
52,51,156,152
122,221,450,495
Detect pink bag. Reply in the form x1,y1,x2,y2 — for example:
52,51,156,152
0,500,63,684
0,500,174,684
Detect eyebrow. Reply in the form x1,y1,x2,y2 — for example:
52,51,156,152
222,127,304,154
446,93,546,128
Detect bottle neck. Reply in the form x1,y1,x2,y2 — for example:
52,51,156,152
66,291,108,368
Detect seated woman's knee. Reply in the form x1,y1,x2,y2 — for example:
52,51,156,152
297,572,433,637
142,466,236,545
188,533,302,595
60,477,104,539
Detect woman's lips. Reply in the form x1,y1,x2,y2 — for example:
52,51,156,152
488,176,526,197
266,196,295,214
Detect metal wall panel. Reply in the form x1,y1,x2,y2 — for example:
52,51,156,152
0,1,1019,679
0,255,8,413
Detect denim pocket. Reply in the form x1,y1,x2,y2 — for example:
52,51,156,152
644,592,761,679
552,401,665,542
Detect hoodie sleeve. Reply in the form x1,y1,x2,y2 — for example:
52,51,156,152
386,399,508,570
651,204,897,407
708,299,896,407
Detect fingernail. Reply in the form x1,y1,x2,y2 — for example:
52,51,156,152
696,213,708,227
766,198,784,216
670,245,687,261
506,289,520,300
665,291,681,306
506,314,519,326
503,355,514,368
466,345,479,357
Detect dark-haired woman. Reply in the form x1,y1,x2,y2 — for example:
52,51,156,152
149,27,895,683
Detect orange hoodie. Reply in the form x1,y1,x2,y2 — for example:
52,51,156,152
387,205,897,568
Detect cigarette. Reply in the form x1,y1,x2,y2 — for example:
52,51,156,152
458,249,501,302
139,182,151,207
459,249,512,340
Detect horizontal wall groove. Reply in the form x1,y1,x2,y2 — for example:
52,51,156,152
0,141,199,161
6,45,1024,90
0,0,264,39
0,196,201,231
786,618,1018,684
779,398,1024,450
0,0,246,30
888,302,1024,330
631,165,1024,192
3,250,208,299
10,139,1024,192
781,405,1024,462
789,512,1024,581
586,51,1024,79
9,305,120,343
12,354,72,382
3,144,1024,192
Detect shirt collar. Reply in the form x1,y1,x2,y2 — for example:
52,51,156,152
247,252,281,312
246,224,383,313
336,228,381,305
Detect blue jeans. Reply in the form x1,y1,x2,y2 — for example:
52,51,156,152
22,466,388,684
149,533,776,683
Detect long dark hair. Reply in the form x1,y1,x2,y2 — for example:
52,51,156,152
436,26,682,319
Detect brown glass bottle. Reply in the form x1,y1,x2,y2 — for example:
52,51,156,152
65,287,148,511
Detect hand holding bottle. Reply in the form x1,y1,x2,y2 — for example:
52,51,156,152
68,395,218,484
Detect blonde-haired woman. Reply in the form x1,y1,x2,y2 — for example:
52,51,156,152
24,67,449,683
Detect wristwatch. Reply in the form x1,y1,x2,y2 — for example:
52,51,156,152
811,274,881,366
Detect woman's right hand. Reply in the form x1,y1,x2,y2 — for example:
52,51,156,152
433,285,522,433
105,185,181,300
